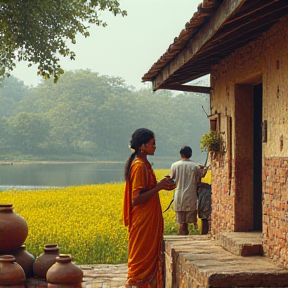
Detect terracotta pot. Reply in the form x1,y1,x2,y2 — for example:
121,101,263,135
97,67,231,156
5,245,35,278
0,255,26,287
0,204,28,252
46,254,83,285
33,244,60,280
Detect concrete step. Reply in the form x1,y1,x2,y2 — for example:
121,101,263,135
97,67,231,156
163,235,288,288
220,231,263,256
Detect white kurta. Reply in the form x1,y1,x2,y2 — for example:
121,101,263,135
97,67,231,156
171,160,201,212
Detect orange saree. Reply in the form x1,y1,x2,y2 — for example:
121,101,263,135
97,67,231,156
123,158,164,288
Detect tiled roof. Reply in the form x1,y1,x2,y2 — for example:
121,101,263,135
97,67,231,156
142,0,288,91
142,0,223,83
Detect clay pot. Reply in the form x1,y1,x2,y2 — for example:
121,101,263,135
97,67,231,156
33,244,60,279
46,254,83,286
0,204,28,252
5,245,35,278
0,255,26,287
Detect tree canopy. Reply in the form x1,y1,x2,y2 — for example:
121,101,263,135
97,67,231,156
0,0,127,82
0,71,210,163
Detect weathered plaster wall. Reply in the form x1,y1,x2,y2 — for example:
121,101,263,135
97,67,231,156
210,15,288,268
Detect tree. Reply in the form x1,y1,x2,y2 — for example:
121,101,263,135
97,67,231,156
9,112,50,153
0,0,127,82
0,116,12,154
0,76,28,117
2,71,210,162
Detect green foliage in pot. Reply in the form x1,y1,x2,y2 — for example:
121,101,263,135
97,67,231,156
200,131,224,153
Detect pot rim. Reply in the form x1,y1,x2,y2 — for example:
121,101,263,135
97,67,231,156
0,255,16,262
44,244,59,251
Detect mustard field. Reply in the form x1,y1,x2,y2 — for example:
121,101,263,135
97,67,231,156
0,169,194,264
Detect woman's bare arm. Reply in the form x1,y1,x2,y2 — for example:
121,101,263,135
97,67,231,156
132,177,176,206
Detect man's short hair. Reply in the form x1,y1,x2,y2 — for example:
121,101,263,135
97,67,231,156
180,146,192,158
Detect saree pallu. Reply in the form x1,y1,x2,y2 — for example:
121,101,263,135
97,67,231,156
123,159,164,288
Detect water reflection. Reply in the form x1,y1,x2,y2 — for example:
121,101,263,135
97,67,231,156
0,162,125,190
0,160,174,190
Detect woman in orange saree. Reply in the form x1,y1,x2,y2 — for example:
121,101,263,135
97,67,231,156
123,128,176,288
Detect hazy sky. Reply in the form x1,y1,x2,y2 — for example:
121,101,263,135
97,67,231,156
11,0,201,89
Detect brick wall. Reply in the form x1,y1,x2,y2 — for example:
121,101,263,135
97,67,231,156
210,158,234,237
263,157,288,268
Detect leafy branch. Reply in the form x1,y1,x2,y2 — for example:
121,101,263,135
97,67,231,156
0,0,127,83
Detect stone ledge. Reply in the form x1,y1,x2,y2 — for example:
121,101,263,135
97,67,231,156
163,235,288,288
220,232,263,256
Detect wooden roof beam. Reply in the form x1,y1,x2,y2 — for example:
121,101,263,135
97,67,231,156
160,84,211,94
224,0,281,25
152,0,247,91
208,1,288,46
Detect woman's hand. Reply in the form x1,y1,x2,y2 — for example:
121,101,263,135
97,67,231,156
132,177,176,206
158,177,176,191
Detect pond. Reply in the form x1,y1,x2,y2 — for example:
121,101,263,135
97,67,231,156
0,158,174,190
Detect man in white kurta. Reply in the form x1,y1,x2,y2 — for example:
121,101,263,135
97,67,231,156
170,146,202,235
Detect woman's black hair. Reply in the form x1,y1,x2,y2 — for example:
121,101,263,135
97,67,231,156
124,128,155,181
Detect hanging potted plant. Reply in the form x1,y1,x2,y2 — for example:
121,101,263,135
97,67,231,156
200,131,225,154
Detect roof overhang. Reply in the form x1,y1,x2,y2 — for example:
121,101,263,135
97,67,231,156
142,0,288,92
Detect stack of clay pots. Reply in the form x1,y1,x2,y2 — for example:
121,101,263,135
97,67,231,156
0,204,83,287
0,203,33,287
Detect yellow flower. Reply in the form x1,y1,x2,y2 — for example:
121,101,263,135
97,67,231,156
1,169,186,264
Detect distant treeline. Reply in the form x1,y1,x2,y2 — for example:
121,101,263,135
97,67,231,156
0,70,210,162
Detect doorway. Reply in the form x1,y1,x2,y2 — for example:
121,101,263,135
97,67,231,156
234,81,263,232
253,83,262,231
